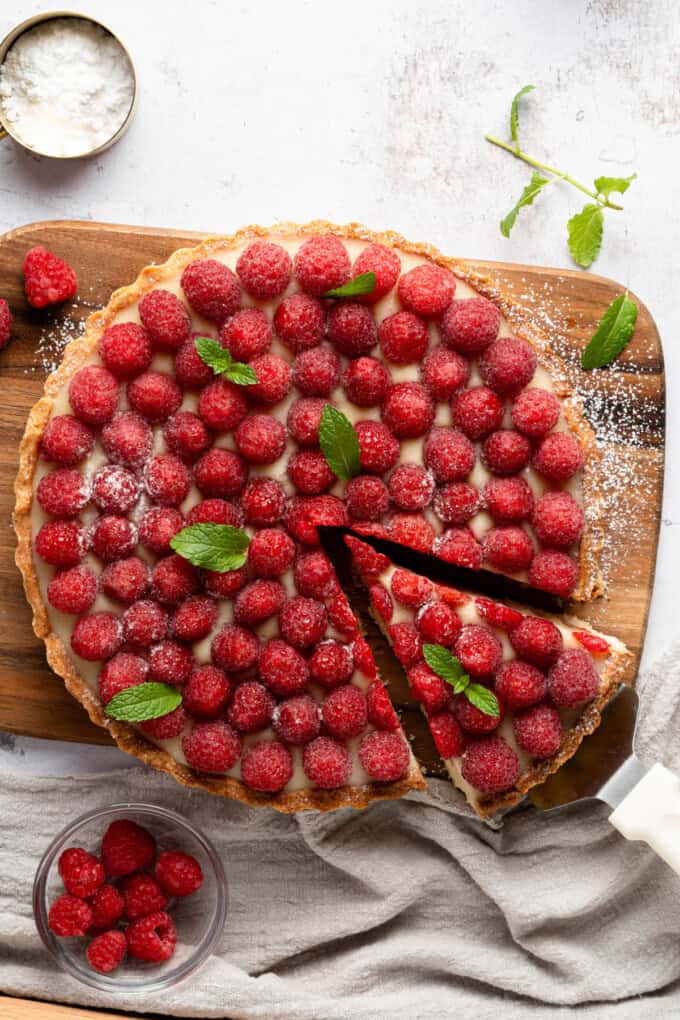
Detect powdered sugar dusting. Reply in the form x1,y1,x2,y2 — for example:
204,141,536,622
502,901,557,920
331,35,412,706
29,314,86,376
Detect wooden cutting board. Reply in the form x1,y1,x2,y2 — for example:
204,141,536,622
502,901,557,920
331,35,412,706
0,220,665,760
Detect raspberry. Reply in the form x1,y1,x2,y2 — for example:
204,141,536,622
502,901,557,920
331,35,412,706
398,263,455,316
391,569,433,608
211,624,259,672
163,411,211,461
151,555,199,605
455,624,502,676
236,414,286,464
23,246,77,307
227,681,275,732
452,386,504,440
355,420,400,475
122,601,168,647
101,819,156,877
429,710,466,759
128,370,182,423
432,482,479,525
482,430,531,476
510,616,563,669
513,701,562,758
0,298,11,348
155,850,203,897
274,293,324,352
378,310,429,363
139,704,187,740
408,662,451,712
99,323,152,379
139,507,184,554
366,680,399,732
440,297,500,355
548,648,599,708
175,334,214,389
293,346,340,396
342,356,390,406
382,382,435,438
138,289,191,351
220,307,271,360
327,301,377,357
322,684,367,739
435,584,470,608
242,740,294,792
172,595,217,642
72,611,123,661
386,512,435,552
144,453,190,507
345,475,390,521
454,690,503,734
479,337,537,394
351,636,377,679
101,558,149,604
69,366,120,426
188,495,243,530
511,387,561,438
48,894,92,936
474,597,524,631
370,582,393,623
327,594,359,638
352,243,401,301
528,550,579,598
198,378,247,432
573,630,610,657
359,730,410,782
58,847,104,898
241,478,286,526
182,719,242,772
88,884,124,932
41,415,94,465
461,735,520,794
303,735,351,788
421,345,469,399
284,494,347,545
532,432,584,482
248,353,292,405
91,466,139,515
248,528,296,577
308,640,353,687
204,565,247,597
483,477,534,523
37,468,89,518
101,411,153,468
183,666,231,719
121,873,167,920
388,464,434,511
483,525,534,572
388,622,419,665
234,579,286,626
416,601,462,645
194,448,247,498
126,911,177,963
237,240,292,299
86,930,127,974
279,596,328,648
91,515,137,561
434,526,483,569
344,535,390,579
272,695,321,745
47,565,97,615
288,449,335,494
531,491,584,548
98,653,148,704
295,235,351,295
424,427,475,483
294,550,337,598
181,258,240,321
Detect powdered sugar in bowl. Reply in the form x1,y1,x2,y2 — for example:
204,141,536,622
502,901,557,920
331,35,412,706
0,12,136,159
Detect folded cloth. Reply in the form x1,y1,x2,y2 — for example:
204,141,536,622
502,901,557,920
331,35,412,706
2,643,680,1020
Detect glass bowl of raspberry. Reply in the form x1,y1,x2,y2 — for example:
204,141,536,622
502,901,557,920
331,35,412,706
33,803,227,992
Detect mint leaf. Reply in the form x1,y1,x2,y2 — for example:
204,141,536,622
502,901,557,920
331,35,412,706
464,683,500,718
594,173,636,200
510,84,534,146
422,644,469,693
323,272,376,299
194,337,257,386
318,405,360,480
224,362,258,386
567,202,604,268
581,293,638,370
106,682,182,723
170,523,250,572
500,172,550,237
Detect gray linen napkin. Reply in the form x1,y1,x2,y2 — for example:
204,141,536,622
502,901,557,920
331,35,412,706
2,642,680,1019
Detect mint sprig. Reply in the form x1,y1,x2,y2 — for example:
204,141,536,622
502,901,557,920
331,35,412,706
323,272,376,299
567,203,604,269
318,405,361,481
194,337,258,386
422,643,500,718
500,171,551,238
170,523,250,572
581,293,638,370
510,84,534,148
106,682,182,723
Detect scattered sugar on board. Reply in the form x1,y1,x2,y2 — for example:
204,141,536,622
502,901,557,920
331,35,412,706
28,315,85,376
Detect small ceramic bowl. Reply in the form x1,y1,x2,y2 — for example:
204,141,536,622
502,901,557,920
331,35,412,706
33,803,227,993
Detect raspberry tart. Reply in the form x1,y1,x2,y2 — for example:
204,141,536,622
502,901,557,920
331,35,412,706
15,222,607,813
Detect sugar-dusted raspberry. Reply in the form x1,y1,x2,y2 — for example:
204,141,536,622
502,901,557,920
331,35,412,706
0,298,11,348
345,475,390,521
183,665,231,720
309,639,353,687
322,684,367,739
257,638,309,696
128,370,182,423
194,448,248,498
272,694,320,745
91,466,139,515
58,847,104,898
47,564,97,615
186,498,242,528
122,600,168,647
23,245,77,307
288,449,335,494
483,477,534,523
461,735,520,793
121,873,167,921
370,582,393,623
248,352,292,405
295,235,351,295
211,624,259,672
101,557,149,604
98,653,148,704
479,337,537,395
483,525,534,573
327,593,359,639
482,430,531,476
181,258,240,322
434,526,483,569
421,345,470,400
528,550,579,598
220,307,271,360
342,356,390,407
99,323,152,381
389,621,420,665
149,641,193,688
126,911,177,963
352,243,401,301
515,701,562,758
511,387,561,438
139,507,184,555
182,719,242,772
452,386,504,440
474,597,524,631
303,735,351,788
398,263,455,316
41,414,94,465
155,850,203,897
432,482,478,525
92,514,137,563
174,334,214,389
139,702,187,740
227,680,275,732
88,883,124,932
344,535,389,579
242,740,293,792
388,464,434,512
573,630,610,657
454,690,503,734
428,710,465,758
101,818,156,877
198,378,247,432
237,240,292,299
382,382,435,438
359,730,410,782
424,427,475,483
378,310,429,364
241,478,286,526
440,297,500,355
365,680,399,732
203,565,247,597
87,928,129,974
246,528,295,579
172,595,217,642
548,648,599,708
408,662,451,712
72,612,122,661
274,293,324,352
234,579,286,626
101,411,153,469
144,453,191,507
48,894,92,937
455,624,502,677
386,512,436,552
390,568,433,608
279,596,328,649
532,432,584,482
326,301,377,357
293,346,340,396
235,414,286,465
294,549,337,598
163,411,211,462
139,289,191,351
435,584,470,608
37,468,89,518
151,555,199,605
350,637,375,681
532,491,584,549
284,494,348,545
355,420,400,475
69,366,120,426
495,660,547,713
416,601,462,645
510,616,563,669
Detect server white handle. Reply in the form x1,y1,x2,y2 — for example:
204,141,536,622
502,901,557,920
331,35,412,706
609,763,680,875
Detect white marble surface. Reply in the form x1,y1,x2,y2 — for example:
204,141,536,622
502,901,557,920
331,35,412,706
0,0,677,776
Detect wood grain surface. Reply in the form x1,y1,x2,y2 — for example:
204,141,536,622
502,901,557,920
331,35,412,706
0,221,665,757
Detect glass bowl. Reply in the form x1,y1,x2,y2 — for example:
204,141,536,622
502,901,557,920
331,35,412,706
33,803,227,993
